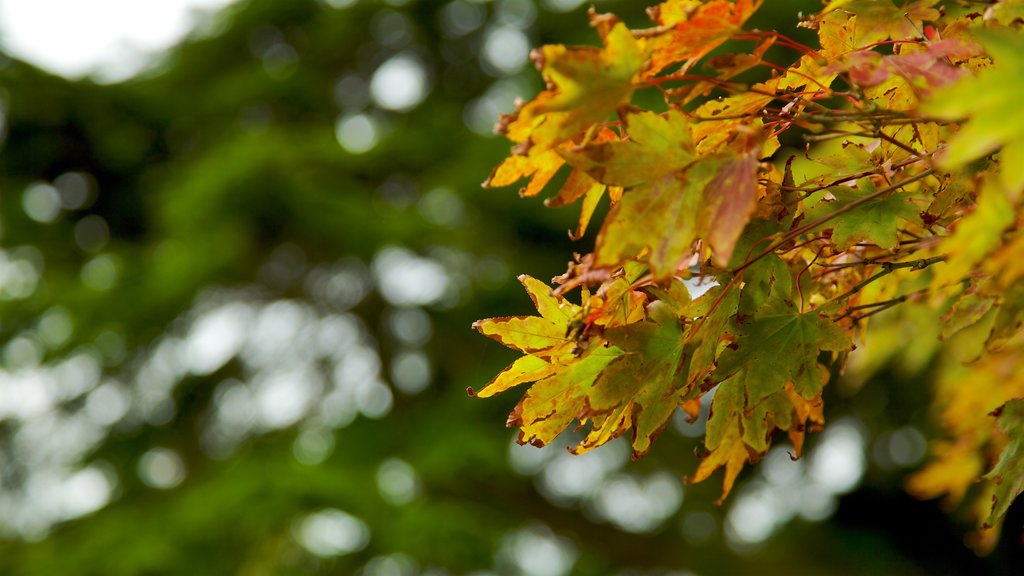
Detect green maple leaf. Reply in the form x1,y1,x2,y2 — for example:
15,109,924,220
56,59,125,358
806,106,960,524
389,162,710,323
983,398,1024,528
805,187,923,251
925,29,1024,195
715,301,852,402
692,377,750,502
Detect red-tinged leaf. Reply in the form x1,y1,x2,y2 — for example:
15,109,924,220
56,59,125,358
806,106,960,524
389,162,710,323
502,21,643,154
641,0,762,78
704,150,759,266
983,398,1024,528
842,40,979,94
924,29,1024,196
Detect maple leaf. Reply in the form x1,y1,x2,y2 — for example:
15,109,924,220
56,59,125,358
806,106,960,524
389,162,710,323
486,126,623,240
983,398,1024,528
924,29,1024,195
804,186,924,251
473,274,579,361
841,40,978,95
560,109,695,187
690,378,750,502
690,84,776,156
640,0,762,78
500,20,643,155
508,344,624,448
575,297,693,456
483,148,565,198
818,0,940,47
565,110,761,276
715,301,852,402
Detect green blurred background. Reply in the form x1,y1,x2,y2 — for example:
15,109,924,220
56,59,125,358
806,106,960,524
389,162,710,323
0,0,1021,574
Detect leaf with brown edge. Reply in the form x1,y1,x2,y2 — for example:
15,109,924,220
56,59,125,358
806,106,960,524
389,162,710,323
473,274,578,358
983,398,1024,528
509,343,624,448
483,148,564,198
574,297,694,457
501,20,643,154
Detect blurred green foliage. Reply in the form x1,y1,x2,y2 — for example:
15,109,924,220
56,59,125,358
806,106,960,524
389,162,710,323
0,1,1020,575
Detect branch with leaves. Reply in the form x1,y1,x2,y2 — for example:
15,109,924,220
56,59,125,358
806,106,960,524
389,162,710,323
474,0,1024,551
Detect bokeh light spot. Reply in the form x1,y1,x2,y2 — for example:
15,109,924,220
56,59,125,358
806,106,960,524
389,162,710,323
336,113,379,153
22,183,62,223
138,448,186,489
370,53,429,112
295,509,370,558
376,458,420,505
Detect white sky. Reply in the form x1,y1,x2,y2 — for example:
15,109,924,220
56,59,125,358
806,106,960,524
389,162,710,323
0,0,240,82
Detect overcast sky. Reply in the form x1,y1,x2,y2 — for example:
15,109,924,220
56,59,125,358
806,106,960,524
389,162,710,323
0,0,239,82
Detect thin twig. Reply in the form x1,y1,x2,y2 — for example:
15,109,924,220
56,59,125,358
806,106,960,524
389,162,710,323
830,256,945,302
732,169,937,276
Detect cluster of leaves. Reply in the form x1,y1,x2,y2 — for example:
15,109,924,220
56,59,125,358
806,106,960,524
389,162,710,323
474,0,1024,549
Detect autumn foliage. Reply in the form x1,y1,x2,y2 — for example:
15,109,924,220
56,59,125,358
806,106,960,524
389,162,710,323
473,0,1024,551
